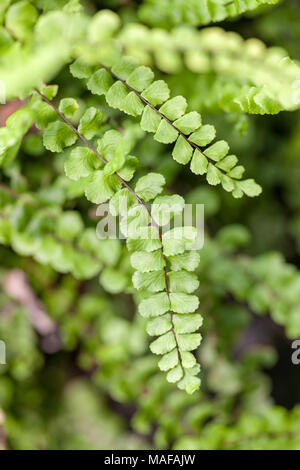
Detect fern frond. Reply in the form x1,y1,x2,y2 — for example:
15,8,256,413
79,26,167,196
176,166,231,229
74,61,261,198
28,90,203,394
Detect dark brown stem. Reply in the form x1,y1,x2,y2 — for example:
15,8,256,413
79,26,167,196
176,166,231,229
36,89,184,373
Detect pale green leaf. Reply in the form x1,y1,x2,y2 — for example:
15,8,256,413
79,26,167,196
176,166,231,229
204,140,229,162
84,170,121,203
118,155,138,181
64,146,100,181
168,251,200,272
100,268,128,294
162,226,197,256
130,250,165,272
232,187,244,199
172,135,193,164
59,98,79,119
103,152,125,176
111,61,135,80
78,230,121,266
151,194,184,226
173,313,203,333
5,0,38,41
106,81,128,110
190,149,208,175
109,188,136,216
206,164,222,185
97,130,121,160
33,101,57,130
78,107,104,139
147,314,172,335
216,154,238,172
132,270,165,292
126,65,154,92
181,352,196,369
168,271,199,293
88,10,120,42
229,165,245,179
158,350,179,371
141,80,170,106
57,211,83,241
120,204,150,238
135,172,165,202
159,96,187,120
0,127,16,156
33,235,60,264
71,253,102,279
43,121,77,152
39,85,58,101
6,107,34,134
123,91,144,116
139,292,170,318
216,224,250,249
237,179,262,197
150,331,176,355
11,231,37,256
87,69,113,96
126,227,162,253
140,106,161,132
189,125,216,146
115,135,133,160
166,365,183,383
170,293,199,314
70,59,94,79
177,333,202,351
154,120,178,144
221,174,235,193
173,112,202,134
178,373,201,394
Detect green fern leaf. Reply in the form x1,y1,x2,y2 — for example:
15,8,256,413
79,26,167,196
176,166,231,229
43,121,77,152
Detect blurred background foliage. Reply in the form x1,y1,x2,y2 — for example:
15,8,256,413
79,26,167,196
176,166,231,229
1,0,300,450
